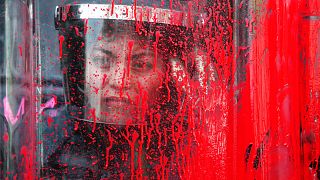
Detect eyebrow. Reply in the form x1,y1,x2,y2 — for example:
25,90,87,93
132,52,154,60
94,48,117,59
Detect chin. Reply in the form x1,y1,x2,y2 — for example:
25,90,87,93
99,111,145,125
98,103,146,124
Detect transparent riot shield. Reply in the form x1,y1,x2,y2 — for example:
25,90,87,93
1,0,320,179
0,0,36,179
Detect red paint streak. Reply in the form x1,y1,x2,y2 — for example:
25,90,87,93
140,92,148,124
137,82,148,124
47,116,54,127
105,130,113,169
127,40,134,77
299,1,320,178
120,69,126,98
18,45,22,57
20,145,33,179
126,7,129,17
111,0,115,16
88,108,97,132
92,86,99,94
152,8,157,23
84,19,88,35
187,1,193,27
74,121,79,131
165,64,171,102
133,0,137,20
74,26,80,36
102,73,108,87
62,4,71,22
153,31,160,72
3,132,9,143
20,146,27,157
122,128,139,179
59,35,64,59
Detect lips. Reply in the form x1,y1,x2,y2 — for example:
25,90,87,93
102,97,132,107
99,96,141,124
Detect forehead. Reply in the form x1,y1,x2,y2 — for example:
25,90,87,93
87,19,193,62
91,34,155,57
91,21,162,53
100,20,157,41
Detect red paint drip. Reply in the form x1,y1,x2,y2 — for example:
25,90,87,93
127,40,134,77
120,69,126,98
105,130,113,169
111,0,115,16
74,27,80,37
102,73,108,87
153,31,160,72
74,121,79,131
20,145,33,179
88,108,97,132
84,19,88,35
47,116,54,127
18,45,22,57
3,132,9,143
126,7,129,17
133,0,137,20
165,64,171,102
59,35,64,59
187,1,193,27
62,4,71,22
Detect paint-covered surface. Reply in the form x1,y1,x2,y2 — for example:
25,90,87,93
0,0,319,179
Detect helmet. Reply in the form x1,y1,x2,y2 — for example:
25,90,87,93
54,0,205,125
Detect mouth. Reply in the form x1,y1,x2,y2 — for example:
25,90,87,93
102,97,132,107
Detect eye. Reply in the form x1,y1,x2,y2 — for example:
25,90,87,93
132,60,153,71
93,56,111,69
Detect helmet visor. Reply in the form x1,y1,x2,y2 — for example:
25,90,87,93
59,16,193,125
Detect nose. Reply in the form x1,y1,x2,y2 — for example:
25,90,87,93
104,59,131,91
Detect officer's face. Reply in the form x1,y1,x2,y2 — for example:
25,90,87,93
85,32,165,124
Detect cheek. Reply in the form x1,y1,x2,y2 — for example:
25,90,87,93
135,73,164,102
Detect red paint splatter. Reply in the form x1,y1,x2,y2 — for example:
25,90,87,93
102,73,108,87
74,26,80,36
5,1,320,179
127,40,134,77
59,35,65,59
165,64,171,102
3,132,9,142
133,0,137,20
18,45,22,57
84,19,88,35
74,121,79,131
88,108,97,132
47,116,54,127
120,69,126,98
111,0,115,16
61,4,71,22
153,31,160,72
105,130,113,169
